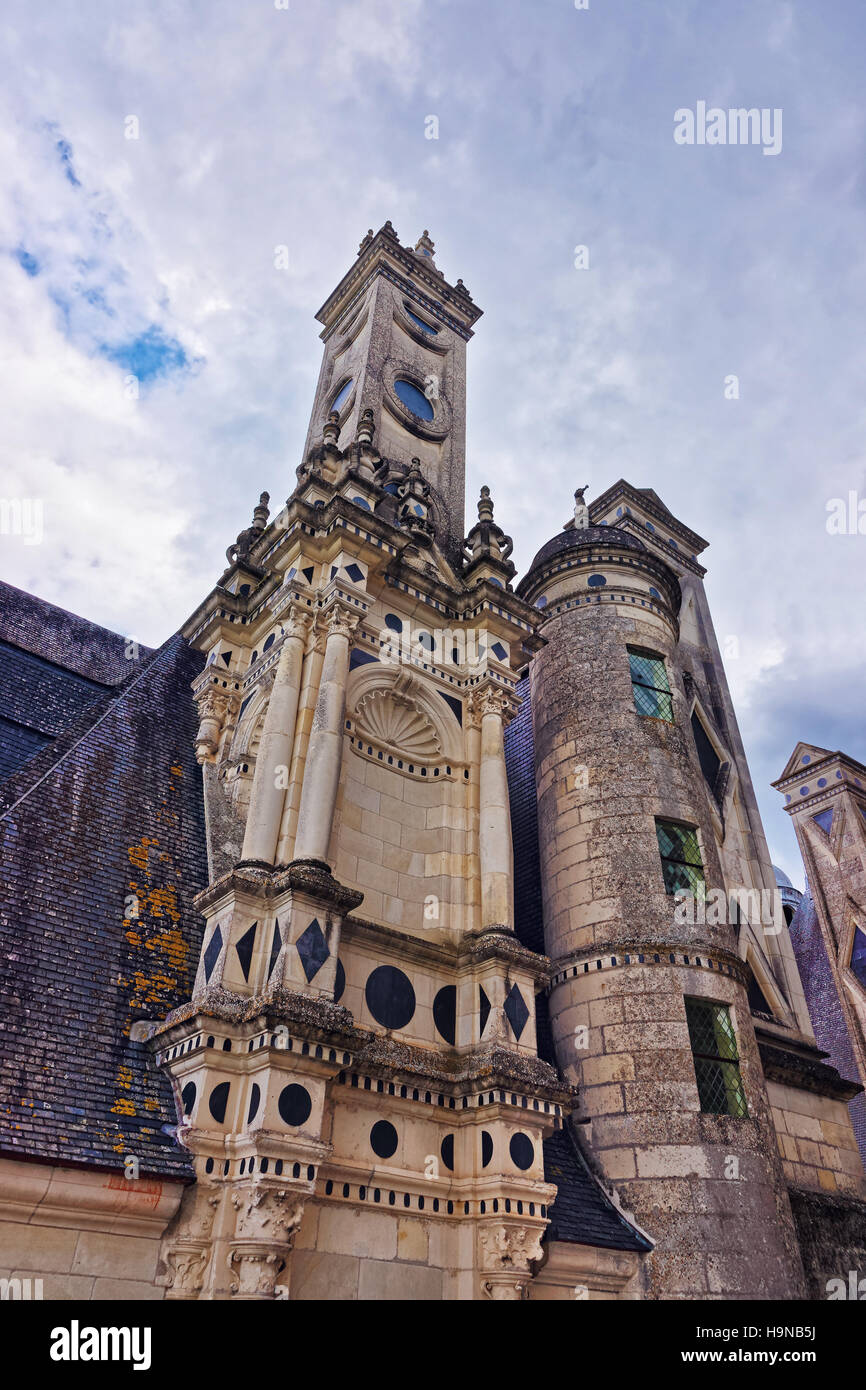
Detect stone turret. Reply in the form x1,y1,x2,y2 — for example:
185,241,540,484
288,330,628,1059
516,494,806,1299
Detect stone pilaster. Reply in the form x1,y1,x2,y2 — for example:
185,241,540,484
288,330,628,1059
470,682,517,932
293,603,359,865
240,604,312,867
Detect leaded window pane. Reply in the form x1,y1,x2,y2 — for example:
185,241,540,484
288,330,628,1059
657,819,705,899
685,998,748,1118
628,648,673,723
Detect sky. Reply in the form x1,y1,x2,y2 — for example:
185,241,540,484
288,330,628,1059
1,0,864,885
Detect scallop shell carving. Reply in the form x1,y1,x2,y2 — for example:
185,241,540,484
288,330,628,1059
353,690,441,759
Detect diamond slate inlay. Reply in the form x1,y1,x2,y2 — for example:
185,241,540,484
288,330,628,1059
504,983,529,1041
479,985,491,1037
235,923,257,982
268,922,283,980
203,924,223,983
296,918,329,982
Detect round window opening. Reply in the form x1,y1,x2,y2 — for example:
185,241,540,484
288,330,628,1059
393,378,434,421
331,379,353,413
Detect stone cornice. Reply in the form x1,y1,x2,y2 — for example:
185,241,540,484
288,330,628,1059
755,1032,864,1102
193,861,364,917
341,914,551,985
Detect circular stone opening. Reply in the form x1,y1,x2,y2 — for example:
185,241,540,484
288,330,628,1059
393,378,434,421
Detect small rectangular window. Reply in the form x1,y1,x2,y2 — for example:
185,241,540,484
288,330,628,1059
628,648,673,722
685,997,748,1117
656,819,705,899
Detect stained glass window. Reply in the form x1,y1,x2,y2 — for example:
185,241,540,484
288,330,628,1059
628,647,673,722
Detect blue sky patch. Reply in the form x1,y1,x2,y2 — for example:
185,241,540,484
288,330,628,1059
99,324,190,383
14,247,40,277
55,135,80,186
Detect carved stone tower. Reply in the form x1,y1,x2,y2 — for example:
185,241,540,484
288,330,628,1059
151,225,571,1301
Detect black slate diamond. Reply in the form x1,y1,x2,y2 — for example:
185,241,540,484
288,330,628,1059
203,925,223,983
504,983,529,1041
296,918,329,982
479,985,491,1037
235,923,257,982
268,922,283,980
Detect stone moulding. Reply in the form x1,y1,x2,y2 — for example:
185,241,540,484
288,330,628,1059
756,1034,865,1102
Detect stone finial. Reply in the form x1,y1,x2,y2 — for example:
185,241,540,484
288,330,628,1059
380,220,399,240
226,490,271,565
573,485,590,530
358,229,374,254
252,492,270,530
356,407,375,447
477,486,495,524
323,410,340,446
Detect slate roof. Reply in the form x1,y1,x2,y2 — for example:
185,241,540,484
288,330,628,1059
519,523,647,590
544,1121,652,1252
0,609,206,1180
0,580,154,783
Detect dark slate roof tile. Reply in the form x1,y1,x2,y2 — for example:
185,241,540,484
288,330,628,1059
0,628,207,1180
544,1121,652,1253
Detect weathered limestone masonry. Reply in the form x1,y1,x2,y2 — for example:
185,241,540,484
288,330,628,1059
151,225,575,1301
516,484,864,1298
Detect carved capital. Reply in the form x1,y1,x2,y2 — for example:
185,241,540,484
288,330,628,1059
224,1185,306,1300
163,1244,210,1300
325,605,361,645
479,1222,544,1275
284,606,314,643
468,683,513,725
226,1246,286,1300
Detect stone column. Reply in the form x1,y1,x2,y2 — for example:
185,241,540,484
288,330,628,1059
473,685,515,931
293,605,358,865
240,607,312,867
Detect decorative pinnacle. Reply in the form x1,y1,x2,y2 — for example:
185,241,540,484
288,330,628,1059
574,485,589,530
252,492,270,529
478,486,494,523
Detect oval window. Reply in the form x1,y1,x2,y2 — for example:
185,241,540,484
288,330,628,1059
404,303,438,335
331,379,353,412
394,378,434,421
587,574,607,588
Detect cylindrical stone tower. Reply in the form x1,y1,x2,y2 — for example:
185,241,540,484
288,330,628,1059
517,517,805,1299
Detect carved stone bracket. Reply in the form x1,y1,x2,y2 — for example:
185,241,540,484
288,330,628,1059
194,689,240,765
225,1186,306,1300
479,1222,544,1301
